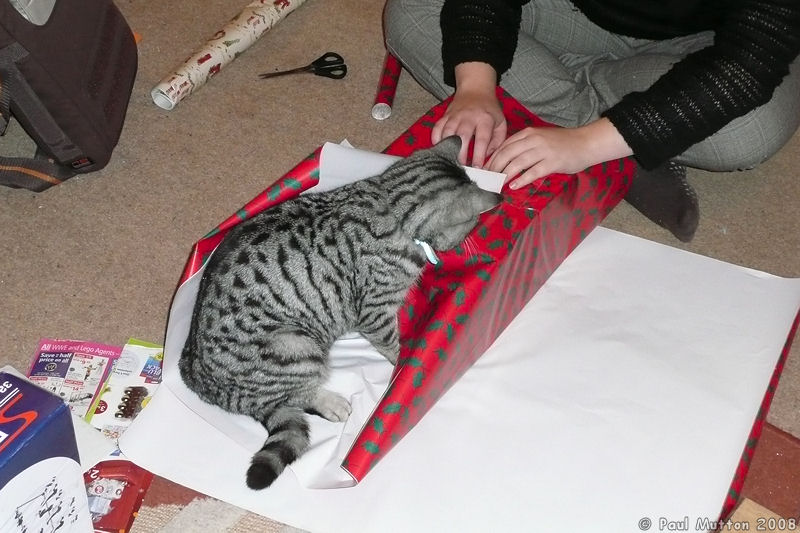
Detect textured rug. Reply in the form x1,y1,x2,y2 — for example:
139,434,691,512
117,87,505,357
129,476,304,533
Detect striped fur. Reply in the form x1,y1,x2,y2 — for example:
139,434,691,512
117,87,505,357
179,136,501,489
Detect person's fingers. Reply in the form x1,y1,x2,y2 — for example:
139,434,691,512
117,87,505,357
487,135,530,173
434,105,509,167
509,164,551,189
501,149,543,184
433,117,467,163
485,120,507,158
471,138,488,169
449,115,488,165
484,131,554,189
431,116,449,145
470,117,497,168
441,119,461,140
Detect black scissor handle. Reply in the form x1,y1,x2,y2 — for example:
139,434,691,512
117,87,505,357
314,63,348,79
258,51,347,80
311,52,345,69
310,52,347,79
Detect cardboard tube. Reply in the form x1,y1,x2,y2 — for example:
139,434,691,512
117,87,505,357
151,0,307,110
371,52,402,120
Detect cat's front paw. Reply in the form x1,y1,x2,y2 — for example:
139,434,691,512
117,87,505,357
312,389,352,422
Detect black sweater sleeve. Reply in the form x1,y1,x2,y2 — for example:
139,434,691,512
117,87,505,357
440,0,527,86
603,0,800,169
440,0,800,170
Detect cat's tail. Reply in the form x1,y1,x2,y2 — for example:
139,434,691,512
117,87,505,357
247,405,310,490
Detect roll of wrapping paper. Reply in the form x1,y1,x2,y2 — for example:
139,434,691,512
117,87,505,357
371,52,402,120
151,0,308,110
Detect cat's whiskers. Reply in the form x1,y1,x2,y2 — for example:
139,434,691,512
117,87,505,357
463,235,478,259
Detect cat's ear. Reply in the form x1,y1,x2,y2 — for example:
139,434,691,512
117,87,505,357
432,135,462,161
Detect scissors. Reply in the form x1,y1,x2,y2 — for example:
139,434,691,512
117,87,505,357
258,52,347,80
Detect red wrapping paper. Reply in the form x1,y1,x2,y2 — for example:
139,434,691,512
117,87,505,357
719,310,800,519
173,86,795,518
344,89,632,480
176,88,633,482
178,148,322,285
371,52,402,120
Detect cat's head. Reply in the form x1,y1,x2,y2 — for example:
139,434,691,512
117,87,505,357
389,136,502,250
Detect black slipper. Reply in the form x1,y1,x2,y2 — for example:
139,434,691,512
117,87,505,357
624,161,700,242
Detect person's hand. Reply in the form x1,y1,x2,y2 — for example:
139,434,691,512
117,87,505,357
486,127,597,188
486,118,634,189
432,89,507,167
431,62,506,167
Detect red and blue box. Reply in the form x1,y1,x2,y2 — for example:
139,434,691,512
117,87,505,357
0,369,93,532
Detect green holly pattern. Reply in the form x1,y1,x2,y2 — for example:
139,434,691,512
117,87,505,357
346,88,634,481
176,88,702,490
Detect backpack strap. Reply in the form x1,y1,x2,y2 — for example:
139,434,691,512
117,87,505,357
0,149,77,191
0,43,78,191
0,73,10,135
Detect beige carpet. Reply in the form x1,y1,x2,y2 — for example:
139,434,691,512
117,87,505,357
0,0,798,530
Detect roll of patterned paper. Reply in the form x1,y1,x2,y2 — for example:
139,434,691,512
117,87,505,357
151,0,308,110
371,52,402,120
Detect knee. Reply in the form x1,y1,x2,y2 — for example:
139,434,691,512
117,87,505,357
743,95,800,168
682,58,800,171
383,0,441,53
730,110,797,171
687,104,800,171
383,0,414,49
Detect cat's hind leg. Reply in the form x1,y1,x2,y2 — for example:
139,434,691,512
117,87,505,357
247,388,350,489
248,405,310,490
264,332,352,421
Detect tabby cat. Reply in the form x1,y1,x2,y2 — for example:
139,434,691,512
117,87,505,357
179,136,501,489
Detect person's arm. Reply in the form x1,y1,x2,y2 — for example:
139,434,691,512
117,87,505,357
604,0,800,169
431,62,506,166
433,0,528,166
440,0,527,87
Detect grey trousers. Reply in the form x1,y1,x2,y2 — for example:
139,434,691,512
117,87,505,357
384,0,800,171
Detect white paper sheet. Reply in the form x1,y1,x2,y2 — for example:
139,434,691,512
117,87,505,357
121,228,800,533
314,142,505,194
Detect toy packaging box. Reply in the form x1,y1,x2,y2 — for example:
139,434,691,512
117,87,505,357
0,370,93,532
83,456,154,533
82,339,161,533
88,339,163,442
